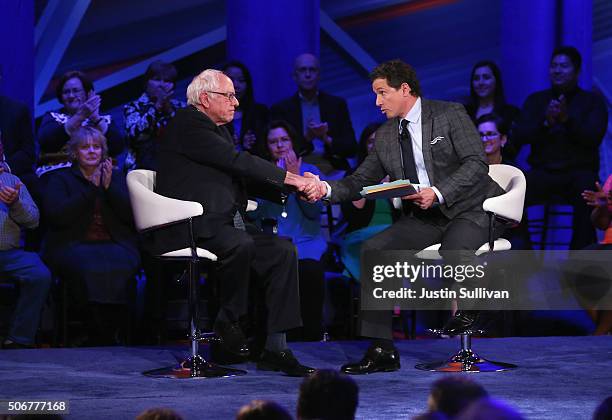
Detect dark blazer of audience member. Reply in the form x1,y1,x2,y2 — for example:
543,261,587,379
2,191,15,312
464,61,520,160
222,61,269,155
37,71,124,173
124,60,186,171
0,95,36,178
340,122,399,234
270,53,357,166
42,127,139,305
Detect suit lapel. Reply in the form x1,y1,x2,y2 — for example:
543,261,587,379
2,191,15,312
420,99,436,185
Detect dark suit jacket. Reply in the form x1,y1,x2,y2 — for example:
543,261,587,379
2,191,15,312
0,95,35,177
329,99,504,228
512,87,607,172
270,91,357,158
153,106,287,254
42,165,137,263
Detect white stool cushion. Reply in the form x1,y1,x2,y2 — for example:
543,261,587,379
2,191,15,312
415,238,512,260
160,248,218,261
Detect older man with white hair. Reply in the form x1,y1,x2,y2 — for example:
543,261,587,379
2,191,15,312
153,69,316,377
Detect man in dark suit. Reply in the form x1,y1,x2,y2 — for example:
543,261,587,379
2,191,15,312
154,69,315,377
305,59,505,374
513,46,608,250
270,53,357,173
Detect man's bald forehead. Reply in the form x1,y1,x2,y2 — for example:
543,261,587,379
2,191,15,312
294,53,320,70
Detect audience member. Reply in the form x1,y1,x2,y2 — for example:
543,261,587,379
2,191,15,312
513,46,608,250
577,174,612,335
427,376,488,418
42,127,139,345
236,400,292,420
222,61,269,155
339,123,398,281
136,407,183,420
592,396,612,420
124,60,185,171
250,120,326,341
37,70,124,176
464,61,519,157
270,53,357,175
0,167,51,349
297,369,359,420
0,93,37,193
455,398,525,420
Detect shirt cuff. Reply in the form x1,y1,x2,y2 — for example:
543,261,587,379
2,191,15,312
431,186,444,204
323,181,332,199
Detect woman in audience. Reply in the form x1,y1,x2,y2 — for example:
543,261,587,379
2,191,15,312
250,120,326,341
37,70,124,176
476,113,532,250
222,61,269,155
43,126,139,345
465,61,520,160
579,173,612,335
340,123,398,281
124,60,185,170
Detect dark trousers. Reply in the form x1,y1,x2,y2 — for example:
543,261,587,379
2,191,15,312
525,168,598,250
198,225,302,333
0,249,51,345
359,211,499,339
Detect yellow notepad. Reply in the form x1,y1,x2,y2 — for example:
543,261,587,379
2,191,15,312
360,179,419,199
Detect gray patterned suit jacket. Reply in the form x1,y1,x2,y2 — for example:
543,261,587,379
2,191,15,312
328,98,504,228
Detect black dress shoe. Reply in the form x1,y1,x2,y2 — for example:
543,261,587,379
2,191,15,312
257,349,316,377
441,310,479,336
213,321,250,359
341,345,400,375
1,340,33,350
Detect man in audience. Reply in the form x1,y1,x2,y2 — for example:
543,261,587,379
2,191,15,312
455,398,525,420
154,68,316,376
297,369,359,420
513,46,608,249
427,376,488,418
303,59,505,374
0,165,51,349
0,90,38,202
271,53,357,174
236,400,292,420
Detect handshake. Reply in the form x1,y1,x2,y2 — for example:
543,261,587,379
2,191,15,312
284,171,328,202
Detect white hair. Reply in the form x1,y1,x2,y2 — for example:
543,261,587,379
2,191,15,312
186,69,223,105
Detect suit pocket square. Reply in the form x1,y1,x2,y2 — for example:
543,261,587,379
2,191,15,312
430,136,445,145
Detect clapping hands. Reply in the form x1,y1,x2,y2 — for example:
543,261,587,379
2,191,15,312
582,182,611,208
89,158,113,189
0,180,21,205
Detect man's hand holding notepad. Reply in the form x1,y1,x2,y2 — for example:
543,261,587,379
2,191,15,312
360,179,421,199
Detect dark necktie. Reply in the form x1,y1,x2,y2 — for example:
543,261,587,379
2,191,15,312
399,119,419,183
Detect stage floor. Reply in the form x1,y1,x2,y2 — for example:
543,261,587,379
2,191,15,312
0,336,610,419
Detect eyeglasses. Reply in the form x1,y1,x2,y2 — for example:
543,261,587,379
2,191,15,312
479,131,500,140
206,91,237,101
